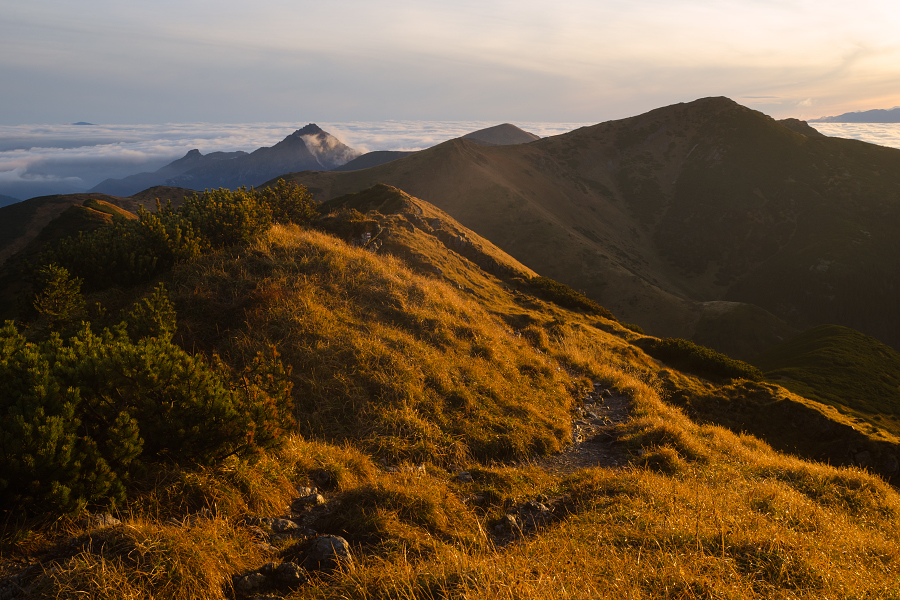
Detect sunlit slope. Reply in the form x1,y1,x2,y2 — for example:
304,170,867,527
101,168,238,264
6,183,900,599
169,224,577,465
277,97,900,355
0,187,192,266
658,368,900,484
319,183,538,287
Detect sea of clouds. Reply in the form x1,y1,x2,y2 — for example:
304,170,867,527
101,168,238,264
0,121,588,201
1,120,898,202
808,123,900,149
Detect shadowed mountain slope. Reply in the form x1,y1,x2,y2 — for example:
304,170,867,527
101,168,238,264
777,118,825,137
0,194,20,208
276,97,900,354
0,198,140,320
753,324,900,436
331,125,538,174
331,150,416,172
0,188,192,267
0,193,143,266
90,149,248,196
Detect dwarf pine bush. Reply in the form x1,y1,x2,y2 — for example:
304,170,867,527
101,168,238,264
639,337,763,381
528,276,616,319
0,326,123,514
0,288,293,515
38,180,316,291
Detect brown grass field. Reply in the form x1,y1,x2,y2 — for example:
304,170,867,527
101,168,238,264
3,220,899,599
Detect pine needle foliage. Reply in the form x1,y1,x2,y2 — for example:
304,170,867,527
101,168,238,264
30,263,86,325
527,276,616,319
38,180,316,291
0,288,293,515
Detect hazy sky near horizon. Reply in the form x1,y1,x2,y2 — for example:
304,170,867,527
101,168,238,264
2,0,899,125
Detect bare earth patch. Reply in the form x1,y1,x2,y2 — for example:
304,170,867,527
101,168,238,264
534,383,633,475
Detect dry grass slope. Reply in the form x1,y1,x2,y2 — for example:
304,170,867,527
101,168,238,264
171,225,575,465
3,209,900,599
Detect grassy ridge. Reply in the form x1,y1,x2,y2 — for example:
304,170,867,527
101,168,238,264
170,225,576,465
4,186,900,599
753,324,900,433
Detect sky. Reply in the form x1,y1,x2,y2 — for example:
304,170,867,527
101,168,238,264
2,0,900,200
2,0,900,125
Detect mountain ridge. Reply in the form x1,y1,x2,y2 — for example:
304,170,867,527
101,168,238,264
90,149,248,196
3,179,900,598
89,124,360,196
165,124,360,190
811,106,900,123
276,97,900,355
462,123,541,146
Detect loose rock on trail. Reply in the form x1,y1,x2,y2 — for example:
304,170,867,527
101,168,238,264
534,382,633,475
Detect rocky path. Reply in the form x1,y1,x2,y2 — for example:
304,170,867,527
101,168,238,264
533,382,633,474
489,383,633,543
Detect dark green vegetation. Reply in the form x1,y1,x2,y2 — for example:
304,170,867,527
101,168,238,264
1,286,292,514
527,276,616,318
637,337,763,381
38,179,316,291
0,182,316,512
279,97,900,358
1,182,315,514
753,324,900,434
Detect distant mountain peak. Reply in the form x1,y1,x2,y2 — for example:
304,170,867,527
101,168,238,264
295,123,324,136
72,122,95,126
810,106,900,123
462,123,541,146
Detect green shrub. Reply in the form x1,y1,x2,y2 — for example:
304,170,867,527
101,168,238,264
637,337,763,381
0,289,293,515
0,323,131,513
28,263,86,327
38,181,317,292
261,178,318,225
527,276,616,319
123,283,178,341
39,206,201,289
622,322,645,335
176,187,273,249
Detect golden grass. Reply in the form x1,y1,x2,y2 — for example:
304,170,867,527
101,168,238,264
11,386,900,600
170,225,575,465
6,223,900,599
23,518,262,600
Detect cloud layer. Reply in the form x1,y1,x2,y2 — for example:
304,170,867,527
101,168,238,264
811,123,900,149
0,120,589,199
